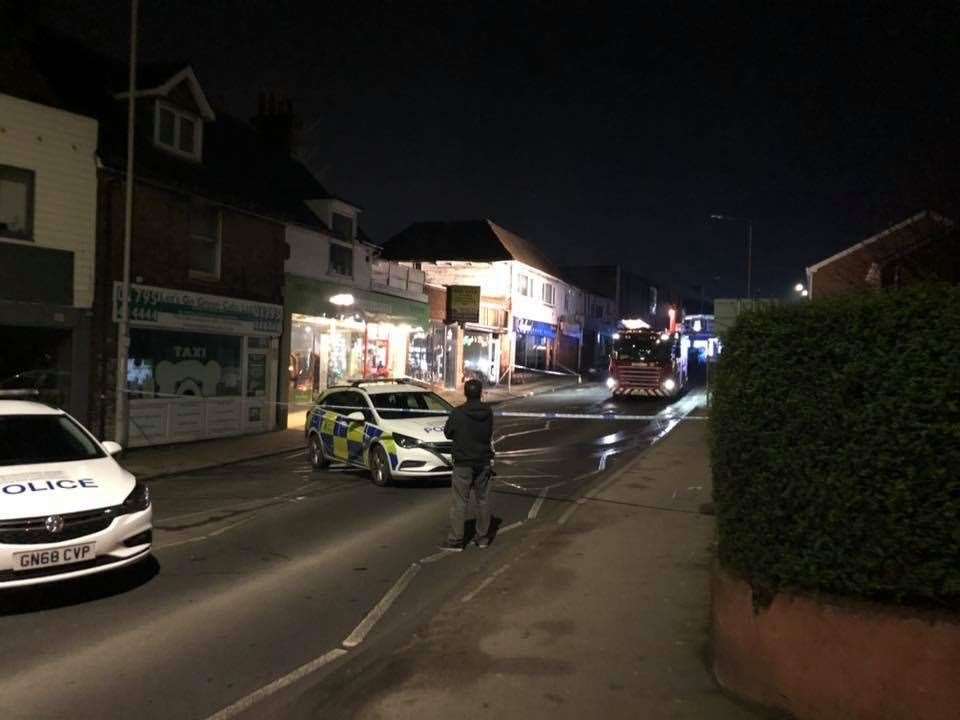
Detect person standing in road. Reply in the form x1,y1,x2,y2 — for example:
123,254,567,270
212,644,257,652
440,378,494,551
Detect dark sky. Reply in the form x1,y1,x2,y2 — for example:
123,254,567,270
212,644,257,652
28,1,960,299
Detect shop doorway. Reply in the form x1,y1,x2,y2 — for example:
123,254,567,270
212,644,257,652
0,325,72,410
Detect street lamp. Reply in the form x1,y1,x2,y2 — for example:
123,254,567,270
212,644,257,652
710,213,753,298
794,283,809,298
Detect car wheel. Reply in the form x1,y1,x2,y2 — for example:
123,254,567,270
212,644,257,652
308,434,329,469
370,445,392,487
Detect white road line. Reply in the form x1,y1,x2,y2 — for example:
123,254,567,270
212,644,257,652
497,520,524,534
283,449,305,459
557,498,587,525
203,648,347,720
155,514,258,549
527,488,549,519
420,550,455,564
461,562,512,603
342,562,421,648
493,421,551,446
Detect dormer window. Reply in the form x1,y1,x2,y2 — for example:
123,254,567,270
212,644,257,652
332,212,354,242
154,101,202,161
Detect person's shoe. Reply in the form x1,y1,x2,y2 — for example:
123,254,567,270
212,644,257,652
438,540,463,552
474,535,490,549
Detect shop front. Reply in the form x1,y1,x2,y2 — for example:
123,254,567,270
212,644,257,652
513,317,558,371
281,276,429,428
114,283,282,447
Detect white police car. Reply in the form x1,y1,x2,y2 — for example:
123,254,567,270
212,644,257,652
0,397,152,589
306,379,454,486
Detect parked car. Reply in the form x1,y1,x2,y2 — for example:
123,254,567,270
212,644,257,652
306,379,454,486
0,395,152,589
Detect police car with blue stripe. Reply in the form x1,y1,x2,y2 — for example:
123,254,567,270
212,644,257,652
0,394,152,589
306,379,454,486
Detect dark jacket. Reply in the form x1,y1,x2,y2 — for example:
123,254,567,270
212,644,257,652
443,398,494,467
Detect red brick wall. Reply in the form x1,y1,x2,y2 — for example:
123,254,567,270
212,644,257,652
87,172,287,436
427,285,446,322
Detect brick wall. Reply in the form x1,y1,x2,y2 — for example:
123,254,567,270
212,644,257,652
88,173,287,436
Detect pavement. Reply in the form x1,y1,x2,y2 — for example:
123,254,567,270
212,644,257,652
299,412,771,720
123,374,582,480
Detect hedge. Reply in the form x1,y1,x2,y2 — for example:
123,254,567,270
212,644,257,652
711,284,960,609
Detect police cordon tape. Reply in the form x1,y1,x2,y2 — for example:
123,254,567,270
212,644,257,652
120,389,706,422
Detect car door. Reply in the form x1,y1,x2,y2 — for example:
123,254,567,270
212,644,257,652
321,391,372,465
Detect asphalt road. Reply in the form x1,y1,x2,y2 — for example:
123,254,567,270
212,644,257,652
0,383,701,720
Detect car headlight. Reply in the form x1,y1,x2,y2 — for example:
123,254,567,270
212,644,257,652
392,433,420,449
120,481,151,513
662,378,676,392
606,377,617,389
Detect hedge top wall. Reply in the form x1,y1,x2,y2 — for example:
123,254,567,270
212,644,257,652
711,284,960,608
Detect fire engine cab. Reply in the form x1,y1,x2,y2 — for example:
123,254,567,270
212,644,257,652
606,328,688,397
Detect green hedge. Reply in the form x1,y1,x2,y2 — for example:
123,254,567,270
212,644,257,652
711,285,960,609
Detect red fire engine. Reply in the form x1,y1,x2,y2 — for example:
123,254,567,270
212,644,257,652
607,327,688,397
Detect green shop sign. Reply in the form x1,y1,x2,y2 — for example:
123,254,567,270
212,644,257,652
114,282,283,336
285,276,428,327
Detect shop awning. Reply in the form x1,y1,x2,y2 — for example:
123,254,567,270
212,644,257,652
285,275,429,328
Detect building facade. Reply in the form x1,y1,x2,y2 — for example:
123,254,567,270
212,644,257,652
280,220,429,429
381,220,585,383
0,91,98,421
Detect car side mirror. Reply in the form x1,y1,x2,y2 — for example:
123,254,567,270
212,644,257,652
102,440,123,456
346,411,366,423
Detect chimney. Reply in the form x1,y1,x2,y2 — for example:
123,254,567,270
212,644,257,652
252,90,302,157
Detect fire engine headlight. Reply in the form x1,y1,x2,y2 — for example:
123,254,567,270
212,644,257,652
662,378,676,392
606,377,617,390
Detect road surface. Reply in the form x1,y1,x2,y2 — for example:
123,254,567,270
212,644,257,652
0,383,701,720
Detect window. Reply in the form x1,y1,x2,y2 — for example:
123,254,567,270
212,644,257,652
518,274,530,297
0,415,104,467
332,212,354,241
323,391,373,421
329,243,353,277
189,205,221,277
154,101,202,160
126,328,242,398
0,165,34,241
370,391,452,420
541,282,555,305
592,302,604,319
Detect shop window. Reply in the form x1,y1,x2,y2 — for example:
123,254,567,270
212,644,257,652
189,205,221,278
0,165,34,242
332,212,354,241
125,328,242,399
329,242,353,277
541,282,555,306
154,101,202,160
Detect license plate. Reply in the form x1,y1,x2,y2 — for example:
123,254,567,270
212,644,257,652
13,542,96,572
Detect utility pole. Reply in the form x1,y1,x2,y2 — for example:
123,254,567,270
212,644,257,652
115,0,138,445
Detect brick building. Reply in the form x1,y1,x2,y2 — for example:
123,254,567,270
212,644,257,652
807,211,957,299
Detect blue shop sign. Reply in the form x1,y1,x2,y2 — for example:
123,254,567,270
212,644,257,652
514,317,557,339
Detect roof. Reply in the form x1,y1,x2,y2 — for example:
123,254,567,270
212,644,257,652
324,382,429,395
0,400,63,416
0,25,335,231
381,220,563,278
807,211,955,274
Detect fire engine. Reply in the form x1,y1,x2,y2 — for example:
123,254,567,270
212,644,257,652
606,327,688,397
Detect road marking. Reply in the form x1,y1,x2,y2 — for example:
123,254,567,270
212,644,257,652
342,562,421,648
461,562,512,603
419,550,454,564
493,421,551,446
557,498,587,525
203,648,348,720
155,514,258,549
527,488,549,519
497,520,524,534
497,411,709,421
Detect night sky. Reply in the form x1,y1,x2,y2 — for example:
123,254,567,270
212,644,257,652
26,1,960,299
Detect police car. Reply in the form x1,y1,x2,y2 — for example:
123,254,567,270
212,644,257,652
306,379,454,485
0,396,152,589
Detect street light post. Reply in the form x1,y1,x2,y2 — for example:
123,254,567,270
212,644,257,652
710,213,753,299
115,0,138,446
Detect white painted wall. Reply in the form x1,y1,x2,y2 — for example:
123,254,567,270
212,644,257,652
0,93,98,308
285,224,371,288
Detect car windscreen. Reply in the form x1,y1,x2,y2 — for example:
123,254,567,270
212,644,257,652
0,415,105,467
369,392,453,420
612,333,674,362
